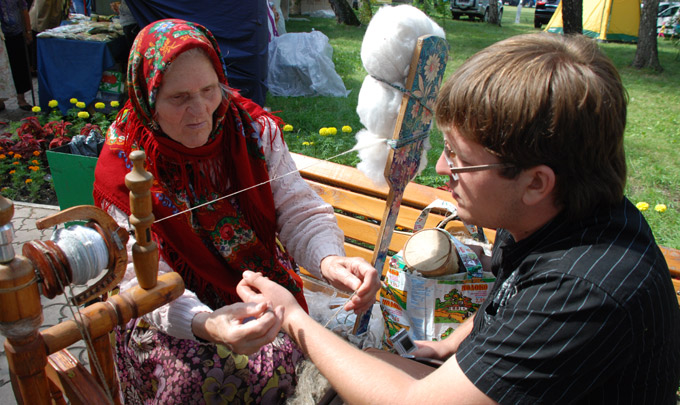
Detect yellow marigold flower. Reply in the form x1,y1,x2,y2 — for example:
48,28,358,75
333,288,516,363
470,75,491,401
70,98,78,104
32,106,41,113
0,154,5,159
78,111,90,119
283,124,293,132
9,170,15,174
328,127,337,135
111,101,120,108
31,159,39,165
76,101,86,109
654,204,667,213
302,141,310,146
319,127,328,136
48,100,59,108
13,154,22,159
95,102,106,109
635,202,649,211
32,150,40,156
342,125,352,133
25,179,33,184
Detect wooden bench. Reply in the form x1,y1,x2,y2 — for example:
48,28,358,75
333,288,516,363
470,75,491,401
290,152,680,306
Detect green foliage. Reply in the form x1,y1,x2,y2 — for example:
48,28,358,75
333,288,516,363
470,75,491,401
268,8,680,248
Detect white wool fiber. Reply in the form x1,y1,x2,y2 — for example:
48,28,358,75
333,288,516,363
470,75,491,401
354,4,444,186
356,75,401,136
361,5,445,85
355,129,391,187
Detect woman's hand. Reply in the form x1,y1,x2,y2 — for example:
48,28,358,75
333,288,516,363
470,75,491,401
191,301,283,355
320,255,380,314
237,271,305,332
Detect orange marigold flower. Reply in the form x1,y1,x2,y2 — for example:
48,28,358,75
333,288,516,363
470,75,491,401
31,159,39,165
12,161,20,165
13,154,22,159
0,154,6,159
33,150,41,156
9,170,15,174
29,166,39,171
25,179,33,184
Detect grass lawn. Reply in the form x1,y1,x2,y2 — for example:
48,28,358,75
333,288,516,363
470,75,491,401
268,6,680,249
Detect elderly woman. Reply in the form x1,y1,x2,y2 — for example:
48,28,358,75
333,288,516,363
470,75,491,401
93,19,378,403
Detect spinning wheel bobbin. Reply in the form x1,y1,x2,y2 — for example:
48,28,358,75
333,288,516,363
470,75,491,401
19,205,129,305
21,219,124,302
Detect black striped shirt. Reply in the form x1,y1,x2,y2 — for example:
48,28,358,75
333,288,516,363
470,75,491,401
457,198,680,404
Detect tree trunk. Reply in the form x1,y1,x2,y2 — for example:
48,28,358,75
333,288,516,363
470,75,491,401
562,0,582,34
291,0,301,15
488,1,501,26
328,0,361,26
632,0,663,71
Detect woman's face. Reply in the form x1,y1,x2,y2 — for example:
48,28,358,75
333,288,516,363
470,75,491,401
155,51,223,148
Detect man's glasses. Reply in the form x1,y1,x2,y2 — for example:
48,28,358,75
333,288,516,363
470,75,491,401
443,145,513,181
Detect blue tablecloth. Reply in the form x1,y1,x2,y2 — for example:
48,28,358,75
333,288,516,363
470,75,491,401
37,36,124,114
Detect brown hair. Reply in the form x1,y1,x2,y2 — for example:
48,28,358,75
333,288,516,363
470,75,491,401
435,33,627,221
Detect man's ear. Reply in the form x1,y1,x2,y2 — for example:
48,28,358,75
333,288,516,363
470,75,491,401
520,165,556,206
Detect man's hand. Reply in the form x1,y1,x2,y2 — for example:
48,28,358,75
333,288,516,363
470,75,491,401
191,301,283,355
320,255,380,313
237,271,304,332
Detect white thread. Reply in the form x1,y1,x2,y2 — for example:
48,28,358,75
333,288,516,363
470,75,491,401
52,225,109,285
154,138,388,224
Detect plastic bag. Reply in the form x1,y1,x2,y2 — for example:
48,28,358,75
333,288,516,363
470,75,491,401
267,31,349,97
68,129,104,157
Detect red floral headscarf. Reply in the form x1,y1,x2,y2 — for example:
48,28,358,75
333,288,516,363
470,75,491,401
94,19,306,310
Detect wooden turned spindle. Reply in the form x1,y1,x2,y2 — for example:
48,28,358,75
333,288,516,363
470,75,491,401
0,196,51,403
125,150,158,289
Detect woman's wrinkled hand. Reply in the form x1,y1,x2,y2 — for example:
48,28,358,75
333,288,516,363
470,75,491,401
191,301,283,355
320,255,380,314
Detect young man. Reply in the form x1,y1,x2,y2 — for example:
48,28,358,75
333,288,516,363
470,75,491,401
238,33,680,404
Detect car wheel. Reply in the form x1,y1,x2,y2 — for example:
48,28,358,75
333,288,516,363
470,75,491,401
452,12,461,19
534,20,541,28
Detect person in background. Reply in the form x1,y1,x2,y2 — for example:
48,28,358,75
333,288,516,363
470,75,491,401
0,0,33,111
0,29,16,111
93,19,379,403
238,33,680,404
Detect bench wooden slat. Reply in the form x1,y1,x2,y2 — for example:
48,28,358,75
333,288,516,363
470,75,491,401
291,153,453,210
660,246,680,278
305,179,447,230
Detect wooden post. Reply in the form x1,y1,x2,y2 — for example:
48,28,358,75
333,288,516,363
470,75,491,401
0,195,51,404
125,150,158,289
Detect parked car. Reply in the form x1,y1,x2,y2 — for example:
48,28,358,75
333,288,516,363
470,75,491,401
658,1,680,13
451,0,504,22
534,0,559,28
657,4,680,34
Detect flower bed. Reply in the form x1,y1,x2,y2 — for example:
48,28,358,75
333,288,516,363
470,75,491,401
0,99,121,205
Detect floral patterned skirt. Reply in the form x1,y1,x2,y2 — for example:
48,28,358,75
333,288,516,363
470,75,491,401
115,318,304,404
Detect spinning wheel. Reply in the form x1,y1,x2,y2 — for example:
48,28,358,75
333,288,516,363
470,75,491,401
0,151,185,404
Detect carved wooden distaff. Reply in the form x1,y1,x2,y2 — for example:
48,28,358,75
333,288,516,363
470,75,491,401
0,150,185,404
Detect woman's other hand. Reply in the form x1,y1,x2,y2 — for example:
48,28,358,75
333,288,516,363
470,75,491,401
191,301,283,355
320,255,379,314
